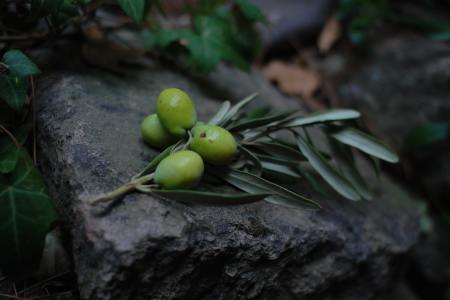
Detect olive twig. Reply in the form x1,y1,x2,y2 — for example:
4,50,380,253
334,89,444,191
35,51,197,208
135,184,159,193
182,131,193,150
90,173,154,205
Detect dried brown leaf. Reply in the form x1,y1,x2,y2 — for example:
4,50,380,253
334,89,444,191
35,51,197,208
263,60,321,98
318,15,342,53
82,24,105,42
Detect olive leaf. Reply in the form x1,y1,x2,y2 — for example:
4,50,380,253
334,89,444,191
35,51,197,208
152,189,269,206
245,106,272,119
296,165,329,196
238,145,262,176
328,139,373,200
331,127,399,163
208,101,231,125
247,141,305,161
296,134,361,201
220,92,258,126
261,161,301,179
215,168,321,209
256,154,300,166
228,109,297,131
0,150,57,276
281,109,360,128
135,144,177,177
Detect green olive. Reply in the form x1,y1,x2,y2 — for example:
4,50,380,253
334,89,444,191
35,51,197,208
155,150,204,189
156,88,197,138
141,114,177,149
190,123,237,165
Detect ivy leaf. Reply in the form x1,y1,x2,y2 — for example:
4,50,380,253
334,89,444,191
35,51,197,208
153,189,269,206
2,50,40,77
296,135,361,201
0,150,57,276
142,29,195,49
233,0,267,23
116,0,145,24
216,168,321,209
184,15,249,72
0,125,30,174
281,109,360,128
331,127,399,163
0,75,27,112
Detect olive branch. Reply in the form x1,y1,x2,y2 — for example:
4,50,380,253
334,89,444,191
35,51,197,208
90,92,398,208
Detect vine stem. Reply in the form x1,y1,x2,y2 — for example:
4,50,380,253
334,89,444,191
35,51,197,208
0,124,20,148
90,173,154,205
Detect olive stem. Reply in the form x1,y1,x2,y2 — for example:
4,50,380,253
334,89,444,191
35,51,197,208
90,173,154,205
182,131,193,150
135,184,159,193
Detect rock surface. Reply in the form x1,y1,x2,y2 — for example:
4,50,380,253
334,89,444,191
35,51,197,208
36,53,419,300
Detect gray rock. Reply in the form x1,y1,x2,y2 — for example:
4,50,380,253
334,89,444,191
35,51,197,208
36,55,419,300
326,34,450,201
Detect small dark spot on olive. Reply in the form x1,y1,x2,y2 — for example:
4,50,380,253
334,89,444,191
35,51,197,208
200,132,207,138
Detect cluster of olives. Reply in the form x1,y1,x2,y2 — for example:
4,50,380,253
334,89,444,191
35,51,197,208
141,88,237,189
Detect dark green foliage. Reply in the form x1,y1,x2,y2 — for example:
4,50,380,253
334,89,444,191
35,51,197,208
0,49,55,277
0,75,27,112
339,0,450,44
0,150,57,276
338,0,391,44
3,50,41,77
142,1,264,72
116,0,145,24
0,50,40,111
405,122,449,147
233,0,266,23
0,126,30,174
